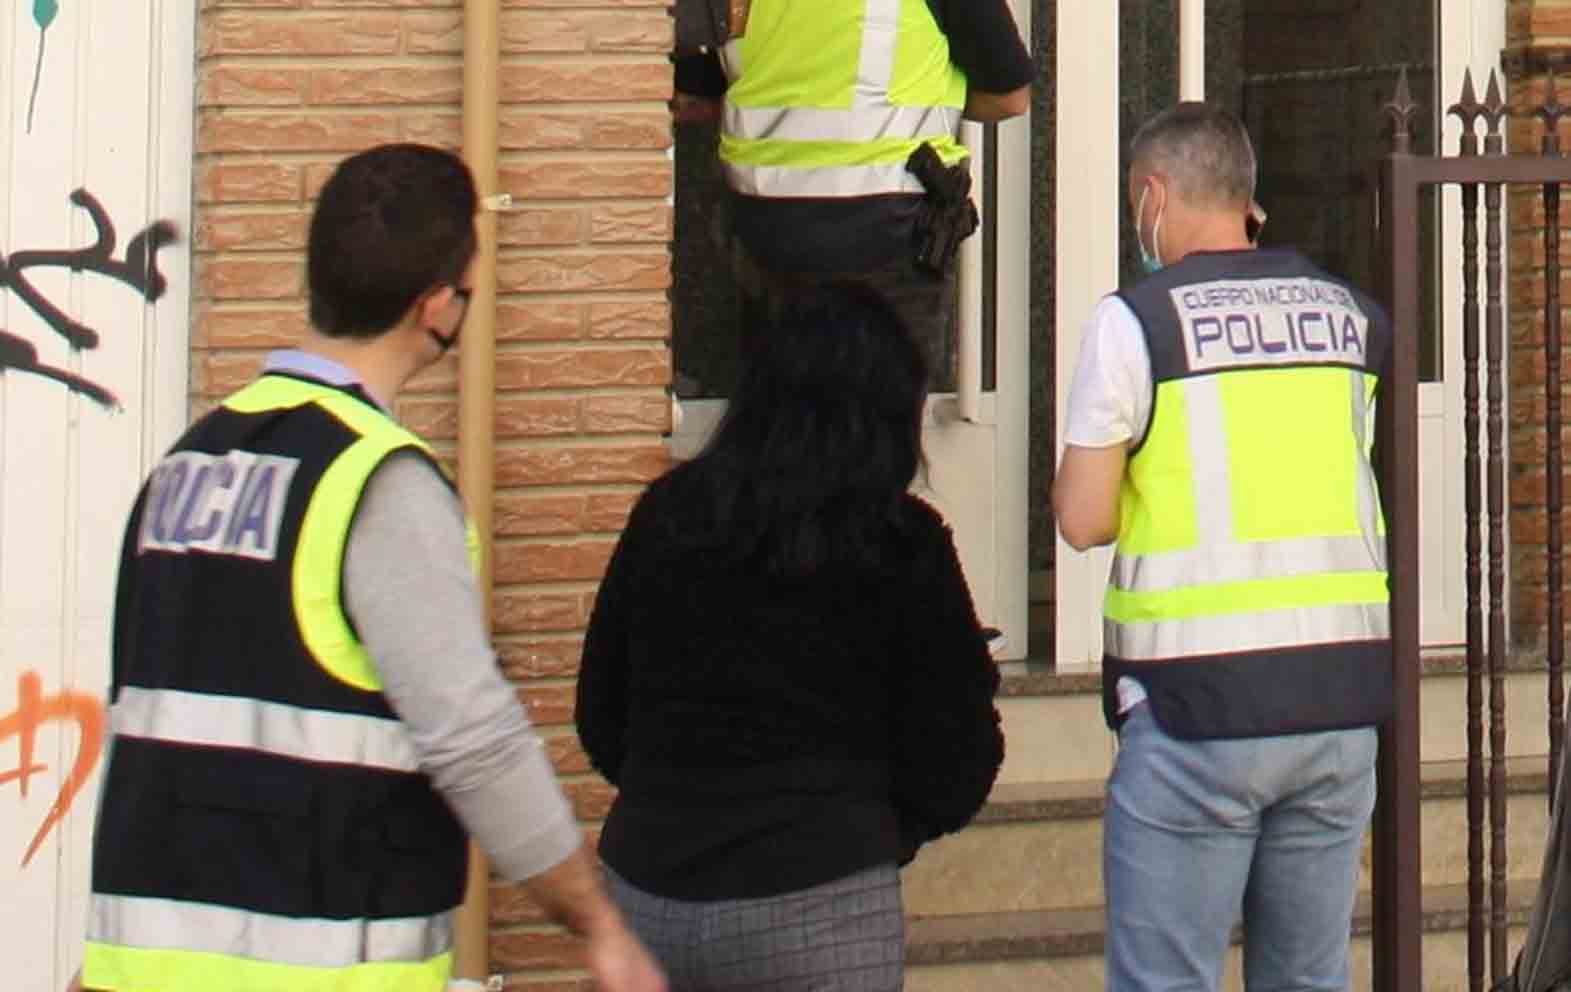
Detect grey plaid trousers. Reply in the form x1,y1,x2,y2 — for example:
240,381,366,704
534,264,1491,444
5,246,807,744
603,862,906,991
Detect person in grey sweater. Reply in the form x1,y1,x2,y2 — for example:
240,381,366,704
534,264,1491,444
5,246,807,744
76,144,663,992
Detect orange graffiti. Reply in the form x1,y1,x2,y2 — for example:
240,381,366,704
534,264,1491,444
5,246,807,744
0,670,104,867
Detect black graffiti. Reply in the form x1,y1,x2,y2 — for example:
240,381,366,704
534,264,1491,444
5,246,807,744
0,188,178,410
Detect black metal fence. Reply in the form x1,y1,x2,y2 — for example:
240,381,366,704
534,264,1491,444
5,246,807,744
1375,65,1569,992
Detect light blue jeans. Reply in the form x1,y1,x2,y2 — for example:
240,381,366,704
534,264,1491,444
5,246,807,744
1104,702,1378,991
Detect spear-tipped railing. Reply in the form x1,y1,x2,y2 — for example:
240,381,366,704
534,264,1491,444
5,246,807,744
1375,62,1570,992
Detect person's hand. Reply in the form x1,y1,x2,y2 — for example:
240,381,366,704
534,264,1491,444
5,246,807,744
585,922,667,992
517,845,665,990
65,968,83,992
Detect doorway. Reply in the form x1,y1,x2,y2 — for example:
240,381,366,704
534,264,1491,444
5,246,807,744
1053,0,1493,667
666,1,1037,656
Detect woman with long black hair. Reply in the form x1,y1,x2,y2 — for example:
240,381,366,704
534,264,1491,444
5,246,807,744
574,283,1003,991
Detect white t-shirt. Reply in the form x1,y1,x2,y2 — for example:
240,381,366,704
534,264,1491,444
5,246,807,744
1063,295,1153,450
1061,295,1154,713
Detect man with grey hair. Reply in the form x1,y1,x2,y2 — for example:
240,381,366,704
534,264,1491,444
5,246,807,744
1052,102,1393,990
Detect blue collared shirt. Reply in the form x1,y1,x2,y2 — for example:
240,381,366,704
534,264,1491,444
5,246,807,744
262,349,389,413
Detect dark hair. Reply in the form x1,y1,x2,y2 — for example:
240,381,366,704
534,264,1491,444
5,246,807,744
669,282,929,577
307,143,478,338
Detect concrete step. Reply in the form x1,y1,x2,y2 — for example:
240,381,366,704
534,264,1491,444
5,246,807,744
994,655,1563,784
904,884,1535,991
994,669,1107,785
903,758,1554,918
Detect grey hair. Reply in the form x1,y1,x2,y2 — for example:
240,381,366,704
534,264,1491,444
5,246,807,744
1130,102,1256,208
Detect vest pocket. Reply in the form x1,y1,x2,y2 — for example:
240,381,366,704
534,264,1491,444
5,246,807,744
357,781,468,916
172,763,321,916
372,778,458,849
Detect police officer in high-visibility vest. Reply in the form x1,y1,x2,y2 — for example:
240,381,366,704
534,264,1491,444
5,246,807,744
76,144,666,992
1052,103,1392,991
673,0,1033,387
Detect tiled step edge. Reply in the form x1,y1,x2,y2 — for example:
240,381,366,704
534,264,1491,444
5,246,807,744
973,756,1551,826
995,666,1099,697
971,780,1103,825
1420,756,1552,800
998,648,1560,698
906,884,1536,967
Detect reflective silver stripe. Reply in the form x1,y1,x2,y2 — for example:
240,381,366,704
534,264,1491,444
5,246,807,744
719,37,742,80
1351,373,1383,538
1181,378,1234,545
89,893,451,969
1350,370,1371,452
723,103,959,145
721,0,957,198
1104,602,1390,661
113,686,419,773
1110,535,1388,595
722,159,926,197
856,0,900,101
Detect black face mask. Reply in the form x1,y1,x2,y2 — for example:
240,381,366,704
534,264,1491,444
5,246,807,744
427,326,459,355
428,286,472,355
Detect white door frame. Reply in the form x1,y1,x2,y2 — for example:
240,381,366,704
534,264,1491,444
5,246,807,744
1052,0,1497,668
1052,2,1120,671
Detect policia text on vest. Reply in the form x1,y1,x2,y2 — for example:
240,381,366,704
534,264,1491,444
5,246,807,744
1175,278,1369,369
137,450,300,560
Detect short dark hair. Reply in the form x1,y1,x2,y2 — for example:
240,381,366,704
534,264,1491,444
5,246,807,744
307,143,478,338
1131,102,1256,209
664,282,929,577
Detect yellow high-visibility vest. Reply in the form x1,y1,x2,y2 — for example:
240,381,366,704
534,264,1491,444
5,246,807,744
85,374,478,992
1102,249,1393,738
718,0,969,198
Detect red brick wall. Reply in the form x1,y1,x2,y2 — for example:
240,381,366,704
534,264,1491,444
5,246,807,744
1512,0,1571,45
1506,6,1571,648
192,1,673,985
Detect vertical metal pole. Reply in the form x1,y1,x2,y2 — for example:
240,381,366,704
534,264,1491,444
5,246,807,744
1537,78,1569,813
1372,152,1424,992
1447,72,1487,990
455,0,500,980
1462,176,1486,992
1485,166,1509,985
1548,178,1566,809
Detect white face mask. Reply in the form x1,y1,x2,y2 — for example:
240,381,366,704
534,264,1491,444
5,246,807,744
1135,184,1164,274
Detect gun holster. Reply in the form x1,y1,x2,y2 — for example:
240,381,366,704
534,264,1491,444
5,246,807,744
675,0,749,53
905,142,979,277
675,0,729,54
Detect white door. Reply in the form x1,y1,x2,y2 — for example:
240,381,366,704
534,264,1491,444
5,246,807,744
0,1,195,987
1052,3,1119,671
670,0,1034,658
1053,0,1493,668
913,85,1032,660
